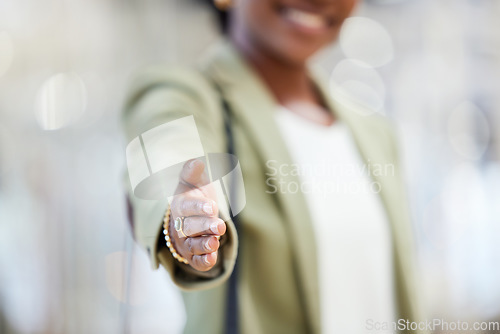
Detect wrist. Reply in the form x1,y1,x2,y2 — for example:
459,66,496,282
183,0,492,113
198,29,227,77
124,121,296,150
162,207,189,264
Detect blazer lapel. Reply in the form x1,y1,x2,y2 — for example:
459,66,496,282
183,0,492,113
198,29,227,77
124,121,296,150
316,72,418,319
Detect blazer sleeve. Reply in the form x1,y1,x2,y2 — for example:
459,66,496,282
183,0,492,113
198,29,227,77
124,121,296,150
122,66,238,291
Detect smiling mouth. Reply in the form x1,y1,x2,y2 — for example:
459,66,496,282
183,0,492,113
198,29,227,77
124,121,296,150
279,6,335,32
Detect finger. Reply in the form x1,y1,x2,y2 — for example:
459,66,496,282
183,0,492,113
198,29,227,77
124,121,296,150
183,217,226,237
185,236,220,255
180,159,210,188
190,252,218,272
172,195,218,217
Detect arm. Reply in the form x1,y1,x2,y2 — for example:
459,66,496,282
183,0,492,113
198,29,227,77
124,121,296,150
122,66,238,291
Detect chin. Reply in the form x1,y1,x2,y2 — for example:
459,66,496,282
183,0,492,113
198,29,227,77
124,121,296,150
234,0,352,66
257,16,343,65
276,45,320,66
265,33,338,66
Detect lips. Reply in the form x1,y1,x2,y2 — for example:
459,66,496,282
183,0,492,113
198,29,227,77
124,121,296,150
279,6,335,33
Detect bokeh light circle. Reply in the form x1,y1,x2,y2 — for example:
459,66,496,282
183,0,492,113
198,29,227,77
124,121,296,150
0,31,15,77
330,59,386,115
340,17,394,68
447,101,490,160
35,72,87,131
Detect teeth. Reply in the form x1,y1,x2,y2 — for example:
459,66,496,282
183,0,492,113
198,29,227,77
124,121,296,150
283,8,327,29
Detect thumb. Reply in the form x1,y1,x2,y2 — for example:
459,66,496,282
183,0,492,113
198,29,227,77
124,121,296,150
179,159,210,189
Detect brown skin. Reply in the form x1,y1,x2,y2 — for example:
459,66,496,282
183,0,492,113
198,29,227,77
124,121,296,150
230,0,358,125
170,0,359,272
169,159,225,270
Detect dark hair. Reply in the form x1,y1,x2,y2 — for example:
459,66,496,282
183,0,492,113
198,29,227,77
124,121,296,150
199,0,230,33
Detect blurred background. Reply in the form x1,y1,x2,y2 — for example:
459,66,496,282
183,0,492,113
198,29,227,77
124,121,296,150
0,0,499,333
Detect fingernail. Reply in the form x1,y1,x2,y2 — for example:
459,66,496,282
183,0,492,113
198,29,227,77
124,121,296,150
204,239,212,252
203,202,213,215
210,221,221,234
189,160,197,168
204,255,211,266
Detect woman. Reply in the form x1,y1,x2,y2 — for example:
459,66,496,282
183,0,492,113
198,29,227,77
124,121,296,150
123,0,424,333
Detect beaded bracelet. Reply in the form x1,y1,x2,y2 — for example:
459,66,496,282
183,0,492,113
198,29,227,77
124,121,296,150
163,207,189,264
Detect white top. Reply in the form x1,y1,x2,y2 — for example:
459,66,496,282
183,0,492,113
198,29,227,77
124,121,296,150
275,107,396,334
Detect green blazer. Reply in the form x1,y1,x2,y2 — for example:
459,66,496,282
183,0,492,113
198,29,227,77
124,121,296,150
123,39,425,334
